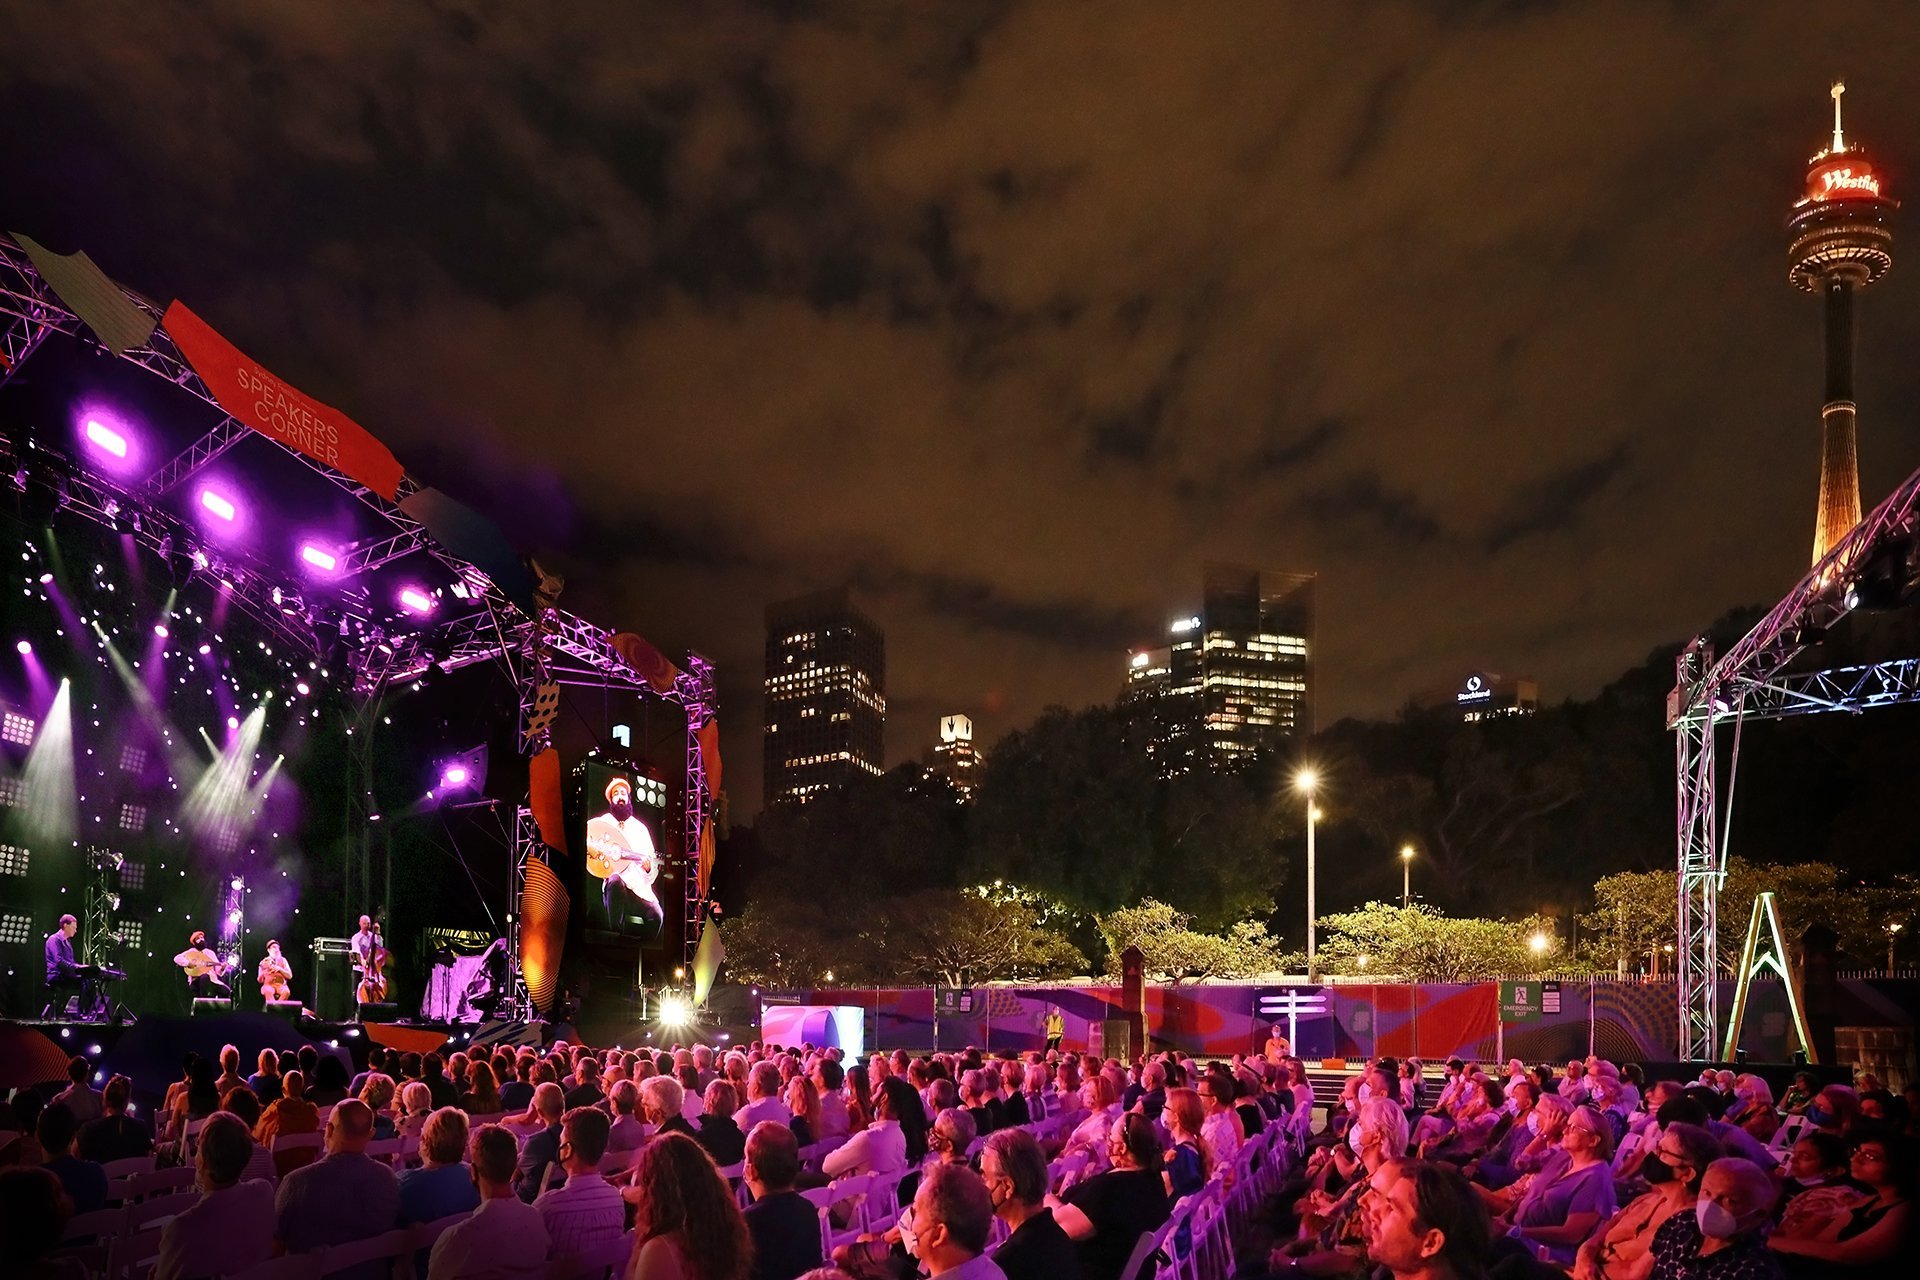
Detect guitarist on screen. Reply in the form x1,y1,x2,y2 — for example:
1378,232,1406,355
584,775,663,939
174,930,232,999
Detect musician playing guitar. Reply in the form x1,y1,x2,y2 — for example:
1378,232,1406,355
350,915,390,1004
174,930,232,999
257,939,293,1003
584,775,664,937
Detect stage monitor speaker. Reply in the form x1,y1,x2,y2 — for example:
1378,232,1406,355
265,1000,305,1021
191,997,233,1017
358,1001,401,1023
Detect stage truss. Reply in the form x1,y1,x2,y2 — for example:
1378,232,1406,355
0,235,719,1009
1667,457,1920,1061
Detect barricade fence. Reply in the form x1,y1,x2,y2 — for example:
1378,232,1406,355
759,976,1919,1065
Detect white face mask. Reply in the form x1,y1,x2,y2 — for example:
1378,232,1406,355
897,1209,920,1259
1696,1200,1744,1240
1526,1112,1542,1135
1348,1126,1370,1156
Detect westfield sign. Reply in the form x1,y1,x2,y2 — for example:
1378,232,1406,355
1810,160,1884,201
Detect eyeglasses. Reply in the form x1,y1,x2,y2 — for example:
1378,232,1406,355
1851,1150,1887,1164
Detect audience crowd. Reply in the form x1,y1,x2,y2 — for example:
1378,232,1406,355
0,1031,1912,1280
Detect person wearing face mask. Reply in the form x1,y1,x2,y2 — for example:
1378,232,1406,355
1479,1092,1576,1215
902,1163,1006,1280
1573,1122,1721,1280
1051,1113,1172,1280
1466,1080,1539,1190
1646,1157,1784,1280
1774,1132,1869,1243
1769,1133,1914,1276
1802,1085,1859,1138
1504,1105,1619,1266
1726,1076,1780,1145
983,1129,1079,1280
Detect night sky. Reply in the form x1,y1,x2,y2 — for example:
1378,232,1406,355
8,5,1920,812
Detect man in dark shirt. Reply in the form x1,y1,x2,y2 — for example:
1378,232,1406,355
1056,1115,1169,1280
516,1084,568,1202
742,1122,824,1280
38,1103,109,1214
983,1128,1079,1280
76,1076,152,1163
421,1054,459,1109
563,1057,605,1109
43,913,83,1015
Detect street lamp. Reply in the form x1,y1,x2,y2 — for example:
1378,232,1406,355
1890,922,1903,974
1399,844,1415,909
1295,769,1319,982
1528,931,1553,972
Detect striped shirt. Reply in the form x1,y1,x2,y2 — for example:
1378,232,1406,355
534,1170,624,1260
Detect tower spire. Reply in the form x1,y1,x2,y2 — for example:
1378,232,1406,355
1831,80,1847,153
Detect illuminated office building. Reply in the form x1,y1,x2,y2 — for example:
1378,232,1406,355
928,714,981,801
1124,565,1314,770
1413,672,1540,723
763,588,886,806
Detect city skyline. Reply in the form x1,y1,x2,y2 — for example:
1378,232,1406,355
6,10,1920,811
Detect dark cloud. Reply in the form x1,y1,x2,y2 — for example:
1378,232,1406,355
6,3,1920,808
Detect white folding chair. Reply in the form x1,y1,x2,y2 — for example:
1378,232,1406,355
365,1136,406,1166
1114,1228,1165,1280
126,1166,198,1202
102,1155,158,1181
272,1130,326,1176
114,1222,166,1280
315,1225,413,1278
568,1229,636,1280
230,1256,323,1280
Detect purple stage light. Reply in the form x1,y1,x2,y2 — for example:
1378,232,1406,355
441,764,470,787
398,587,434,614
13,640,29,656
226,715,239,730
198,643,211,656
154,624,169,639
199,489,238,522
37,573,52,585
296,681,310,696
84,418,129,459
299,543,339,572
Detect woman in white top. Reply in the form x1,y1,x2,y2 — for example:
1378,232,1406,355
1061,1074,1122,1158
822,1076,924,1178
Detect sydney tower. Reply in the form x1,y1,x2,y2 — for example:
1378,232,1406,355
1789,82,1897,566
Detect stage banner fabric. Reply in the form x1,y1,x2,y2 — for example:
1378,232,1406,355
696,719,722,795
13,233,158,355
161,301,404,500
610,633,680,694
529,747,568,855
519,856,569,1015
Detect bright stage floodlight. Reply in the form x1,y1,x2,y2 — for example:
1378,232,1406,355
199,488,238,522
84,418,129,459
398,587,434,614
441,764,469,788
13,640,29,656
154,624,169,638
658,994,691,1028
300,543,339,572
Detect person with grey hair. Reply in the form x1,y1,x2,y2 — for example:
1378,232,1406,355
399,1106,479,1225
154,1112,274,1280
642,1074,700,1141
929,1107,979,1168
738,1058,791,1131
907,1162,1005,1280
273,1099,401,1271
1575,1122,1721,1280
982,1129,1078,1280
1646,1157,1782,1280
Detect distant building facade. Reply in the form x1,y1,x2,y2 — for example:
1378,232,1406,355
1413,671,1539,723
763,588,886,806
927,714,981,801
1124,565,1315,771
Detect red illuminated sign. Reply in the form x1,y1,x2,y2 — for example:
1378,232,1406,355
1808,158,1884,202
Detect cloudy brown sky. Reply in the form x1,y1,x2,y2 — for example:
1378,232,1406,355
8,2,1920,810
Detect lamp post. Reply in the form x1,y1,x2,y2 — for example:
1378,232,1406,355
1296,769,1319,982
1890,922,1903,974
1528,930,1552,977
1399,844,1415,910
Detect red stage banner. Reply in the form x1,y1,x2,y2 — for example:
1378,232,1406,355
528,747,568,855
610,632,680,695
162,301,404,500
695,719,722,795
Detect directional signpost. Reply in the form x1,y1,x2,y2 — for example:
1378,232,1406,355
1255,988,1330,1059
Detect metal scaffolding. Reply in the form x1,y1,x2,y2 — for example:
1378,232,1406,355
1668,456,1920,1061
1,234,720,1023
